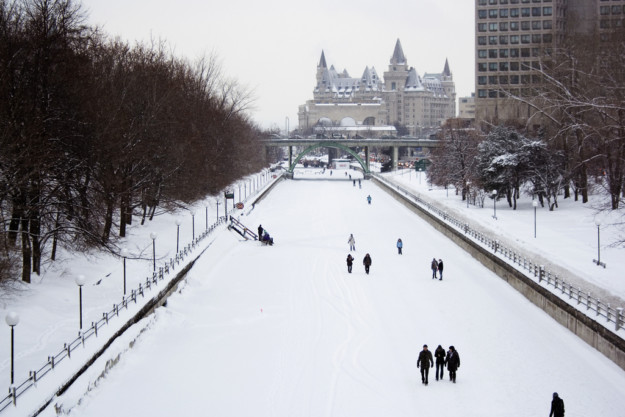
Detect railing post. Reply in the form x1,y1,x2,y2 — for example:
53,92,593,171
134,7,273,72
10,386,16,406
538,265,545,283
617,308,623,332
577,288,581,305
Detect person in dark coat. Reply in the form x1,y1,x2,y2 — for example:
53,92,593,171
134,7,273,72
438,259,444,280
416,344,434,385
434,345,446,381
257,224,263,241
549,392,565,417
431,258,439,279
396,238,403,255
346,254,354,273
445,345,460,383
363,253,372,274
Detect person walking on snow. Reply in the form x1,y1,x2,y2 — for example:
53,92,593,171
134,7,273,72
417,344,434,385
363,253,372,274
348,234,356,251
397,238,403,255
367,195,372,205
431,258,439,279
435,345,446,381
437,259,444,280
257,224,263,241
549,392,565,417
445,346,460,383
346,254,354,273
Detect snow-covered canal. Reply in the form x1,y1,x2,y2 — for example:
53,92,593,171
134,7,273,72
57,180,625,417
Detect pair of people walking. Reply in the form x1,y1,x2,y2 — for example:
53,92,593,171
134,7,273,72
417,344,460,384
431,258,444,280
346,253,372,274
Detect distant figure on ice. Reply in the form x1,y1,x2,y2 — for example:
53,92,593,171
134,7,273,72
257,224,263,241
346,254,354,273
353,179,356,186
437,259,444,280
397,238,403,255
367,195,372,205
358,179,362,188
363,253,372,274
435,345,446,381
348,234,356,251
417,344,434,385
445,346,460,383
549,393,565,417
431,258,439,279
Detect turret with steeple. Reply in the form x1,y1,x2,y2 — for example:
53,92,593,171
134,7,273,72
384,39,409,92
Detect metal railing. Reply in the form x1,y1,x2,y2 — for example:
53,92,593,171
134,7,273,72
375,175,625,336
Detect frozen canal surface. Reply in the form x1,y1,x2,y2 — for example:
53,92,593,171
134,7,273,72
58,180,625,417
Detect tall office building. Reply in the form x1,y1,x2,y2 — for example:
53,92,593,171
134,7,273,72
474,0,612,124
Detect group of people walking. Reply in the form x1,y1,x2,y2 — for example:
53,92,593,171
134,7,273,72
346,234,372,275
431,258,444,280
416,344,460,385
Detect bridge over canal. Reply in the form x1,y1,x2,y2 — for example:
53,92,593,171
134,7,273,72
262,137,440,177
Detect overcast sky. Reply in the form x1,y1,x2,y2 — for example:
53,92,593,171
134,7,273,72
80,0,475,131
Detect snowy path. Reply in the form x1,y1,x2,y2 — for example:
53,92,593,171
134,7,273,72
54,180,625,417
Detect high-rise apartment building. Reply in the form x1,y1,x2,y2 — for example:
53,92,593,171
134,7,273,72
474,0,614,123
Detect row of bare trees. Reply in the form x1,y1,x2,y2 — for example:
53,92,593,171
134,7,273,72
430,25,625,215
0,0,267,284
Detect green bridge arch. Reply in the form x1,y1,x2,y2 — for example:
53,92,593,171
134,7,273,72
288,141,369,174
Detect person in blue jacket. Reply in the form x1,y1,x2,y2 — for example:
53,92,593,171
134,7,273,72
397,238,403,255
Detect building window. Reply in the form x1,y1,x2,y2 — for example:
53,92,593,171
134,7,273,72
500,9,509,18
532,20,541,29
500,35,509,44
499,75,509,84
510,35,520,43
521,48,530,57
489,23,498,31
521,7,530,17
478,76,487,85
478,62,487,71
510,48,519,57
489,9,498,17
489,62,498,71
543,33,552,43
489,49,498,58
478,36,487,45
478,89,487,98
489,36,498,45
500,22,509,31
521,34,531,43
521,21,530,30
478,0,487,5
532,34,542,43
478,49,487,58
521,74,530,84
510,75,519,84
478,23,487,31
489,76,498,84
510,61,519,70
543,6,552,16
499,49,509,57
532,7,541,16
499,62,509,71
478,9,487,18
392,82,396,90
510,21,519,30
543,20,552,29
510,8,519,17
600,6,610,15
489,90,498,98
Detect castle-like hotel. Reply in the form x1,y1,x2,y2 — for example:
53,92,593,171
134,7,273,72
298,39,456,137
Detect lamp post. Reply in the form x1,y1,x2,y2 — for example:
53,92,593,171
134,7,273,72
150,232,157,271
191,212,195,241
205,206,208,231
6,312,19,385
466,181,471,208
175,219,182,253
532,200,538,238
121,248,129,295
593,220,606,267
492,190,498,219
75,275,86,330
419,168,422,185
216,199,220,222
